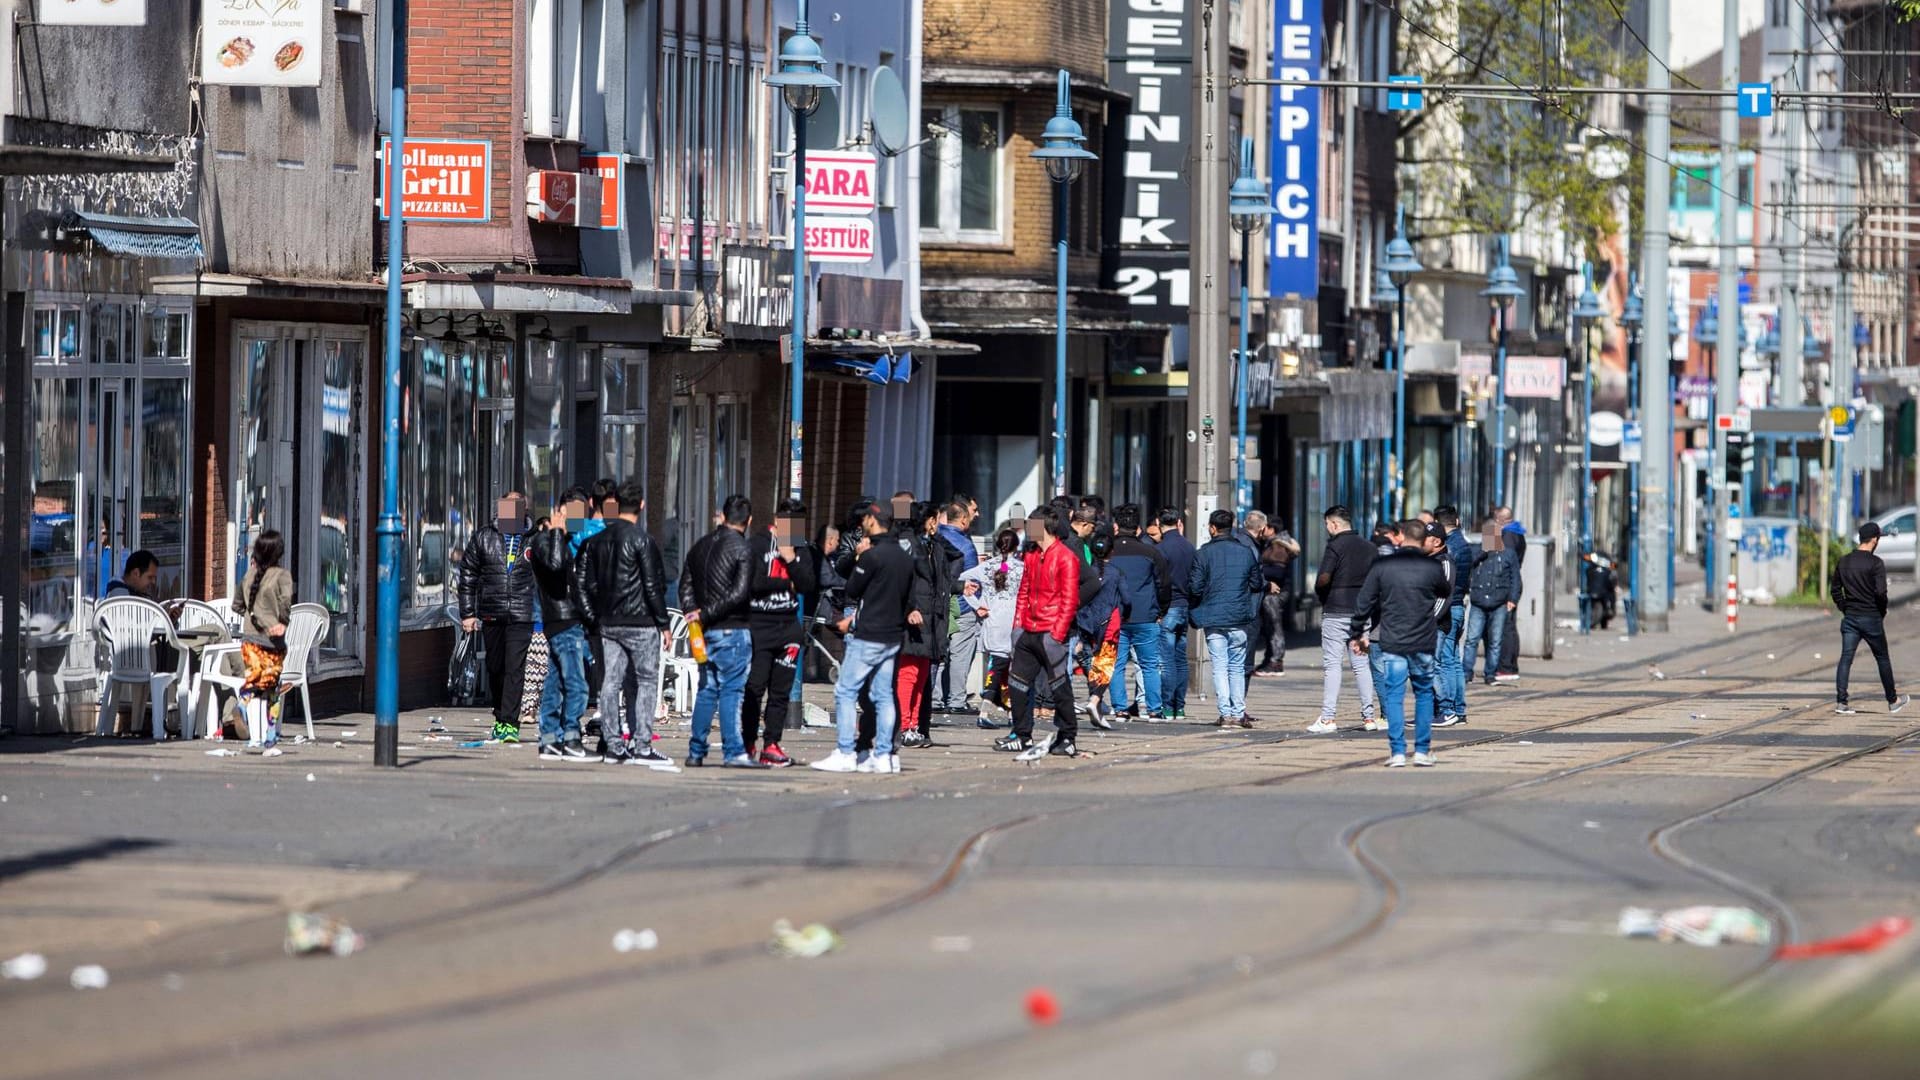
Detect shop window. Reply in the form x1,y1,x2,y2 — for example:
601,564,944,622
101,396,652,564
921,104,1006,244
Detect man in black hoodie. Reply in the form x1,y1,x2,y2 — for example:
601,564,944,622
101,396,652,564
1311,505,1379,734
810,503,917,775
1349,520,1450,767
742,497,818,766
459,492,539,742
1832,521,1910,715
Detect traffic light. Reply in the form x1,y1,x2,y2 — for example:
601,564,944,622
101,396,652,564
1723,432,1748,484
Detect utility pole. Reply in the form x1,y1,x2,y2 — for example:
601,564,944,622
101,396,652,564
1636,0,1672,633
1187,0,1231,525
1832,152,1855,527
1715,0,1741,628
1778,0,1806,406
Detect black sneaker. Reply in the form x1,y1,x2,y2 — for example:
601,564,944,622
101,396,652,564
601,744,632,764
561,739,591,760
993,733,1033,753
723,754,772,769
1049,738,1080,758
538,742,566,761
1834,703,1857,716
898,730,930,748
684,755,706,768
627,746,682,771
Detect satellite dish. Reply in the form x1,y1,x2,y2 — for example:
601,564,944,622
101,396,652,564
870,66,911,156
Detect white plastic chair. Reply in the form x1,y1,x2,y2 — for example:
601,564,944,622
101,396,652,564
663,610,701,716
175,600,241,739
275,603,332,741
94,597,180,741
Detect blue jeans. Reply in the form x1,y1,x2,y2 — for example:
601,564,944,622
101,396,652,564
1204,626,1249,719
689,627,751,760
536,624,588,746
835,636,900,756
1110,620,1164,714
1159,604,1190,712
1377,651,1437,757
1435,604,1466,719
1462,605,1508,684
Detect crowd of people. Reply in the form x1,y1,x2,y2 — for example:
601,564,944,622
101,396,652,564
454,479,1552,772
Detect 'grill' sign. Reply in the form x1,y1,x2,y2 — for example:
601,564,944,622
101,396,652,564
378,139,493,223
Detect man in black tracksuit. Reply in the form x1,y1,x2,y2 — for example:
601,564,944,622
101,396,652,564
743,497,818,767
1831,521,1909,715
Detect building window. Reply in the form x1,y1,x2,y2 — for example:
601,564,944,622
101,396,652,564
1069,106,1102,255
920,104,1006,244
663,395,749,591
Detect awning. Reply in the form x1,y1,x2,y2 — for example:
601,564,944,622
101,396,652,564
809,337,979,359
66,212,203,260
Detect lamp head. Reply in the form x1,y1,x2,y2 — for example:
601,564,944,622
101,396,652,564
1620,275,1644,328
1382,207,1422,288
1373,265,1399,305
1030,70,1096,185
1570,262,1605,323
764,0,838,118
1228,136,1270,235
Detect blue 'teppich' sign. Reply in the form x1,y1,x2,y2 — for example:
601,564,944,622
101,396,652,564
1268,0,1321,300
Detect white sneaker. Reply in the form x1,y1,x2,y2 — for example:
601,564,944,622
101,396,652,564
1413,752,1435,767
1306,719,1338,734
1363,718,1384,732
1385,754,1407,768
809,749,859,774
856,753,900,774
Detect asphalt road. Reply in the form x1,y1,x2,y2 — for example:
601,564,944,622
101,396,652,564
3,597,1919,1080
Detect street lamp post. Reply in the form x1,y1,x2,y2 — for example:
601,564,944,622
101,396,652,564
374,0,411,766
1621,280,1644,636
1228,137,1270,516
1381,208,1423,520
764,0,840,503
1031,71,1097,498
1696,298,1720,595
1373,265,1399,525
1480,236,1525,513
1572,264,1605,636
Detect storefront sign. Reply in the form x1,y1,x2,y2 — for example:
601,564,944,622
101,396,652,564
803,216,875,263
378,138,492,223
801,151,877,216
1504,355,1565,399
1109,0,1193,321
582,154,623,231
38,0,146,25
202,0,324,88
526,170,579,224
1267,0,1321,299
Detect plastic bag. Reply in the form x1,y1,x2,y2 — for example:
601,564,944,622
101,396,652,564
446,626,488,707
1618,905,1771,947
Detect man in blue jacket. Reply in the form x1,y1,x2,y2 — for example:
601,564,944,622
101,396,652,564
1189,509,1264,728
1433,506,1474,727
1151,507,1197,720
1106,504,1172,719
932,498,981,716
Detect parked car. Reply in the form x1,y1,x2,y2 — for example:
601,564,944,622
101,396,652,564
1871,505,1916,572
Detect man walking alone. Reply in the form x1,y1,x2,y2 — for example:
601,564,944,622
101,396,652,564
1351,520,1452,767
1310,506,1378,734
1832,521,1910,715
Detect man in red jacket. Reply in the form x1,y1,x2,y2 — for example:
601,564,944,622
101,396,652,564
995,506,1083,757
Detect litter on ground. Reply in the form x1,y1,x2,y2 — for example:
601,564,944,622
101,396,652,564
612,928,660,953
285,912,365,957
2,953,48,981
68,965,109,990
930,935,974,953
205,748,238,757
1618,905,1770,947
770,919,840,958
1775,916,1911,960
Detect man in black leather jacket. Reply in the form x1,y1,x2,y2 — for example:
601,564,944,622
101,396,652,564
575,480,676,768
459,491,538,742
682,494,764,768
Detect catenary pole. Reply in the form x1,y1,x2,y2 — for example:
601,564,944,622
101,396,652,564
1715,0,1741,628
1637,0,1673,632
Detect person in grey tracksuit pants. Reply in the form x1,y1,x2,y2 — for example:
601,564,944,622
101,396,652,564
1314,506,1378,724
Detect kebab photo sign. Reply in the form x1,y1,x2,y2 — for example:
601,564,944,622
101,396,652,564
202,0,324,88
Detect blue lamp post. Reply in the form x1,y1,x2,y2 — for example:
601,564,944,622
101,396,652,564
1381,208,1423,520
1696,297,1721,595
765,0,840,502
374,0,412,765
1030,71,1098,497
1373,265,1399,524
1571,264,1605,635
1228,137,1270,516
1480,237,1525,511
1620,279,1643,636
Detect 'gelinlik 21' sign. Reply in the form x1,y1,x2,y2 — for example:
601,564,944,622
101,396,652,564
1267,0,1321,299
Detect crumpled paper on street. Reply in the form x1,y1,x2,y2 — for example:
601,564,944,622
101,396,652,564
285,912,366,957
770,919,840,958
1618,905,1771,947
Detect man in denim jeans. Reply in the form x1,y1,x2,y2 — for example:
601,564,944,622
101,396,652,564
1350,520,1452,767
574,481,677,768
812,504,916,774
527,488,594,761
683,495,768,768
1150,508,1195,719
1188,509,1262,728
1432,507,1474,728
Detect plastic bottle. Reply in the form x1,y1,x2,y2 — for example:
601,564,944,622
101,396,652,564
688,617,708,663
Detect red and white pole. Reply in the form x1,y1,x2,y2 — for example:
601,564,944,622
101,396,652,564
1725,574,1738,632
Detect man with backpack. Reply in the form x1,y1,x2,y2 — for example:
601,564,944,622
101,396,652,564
1462,519,1521,688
